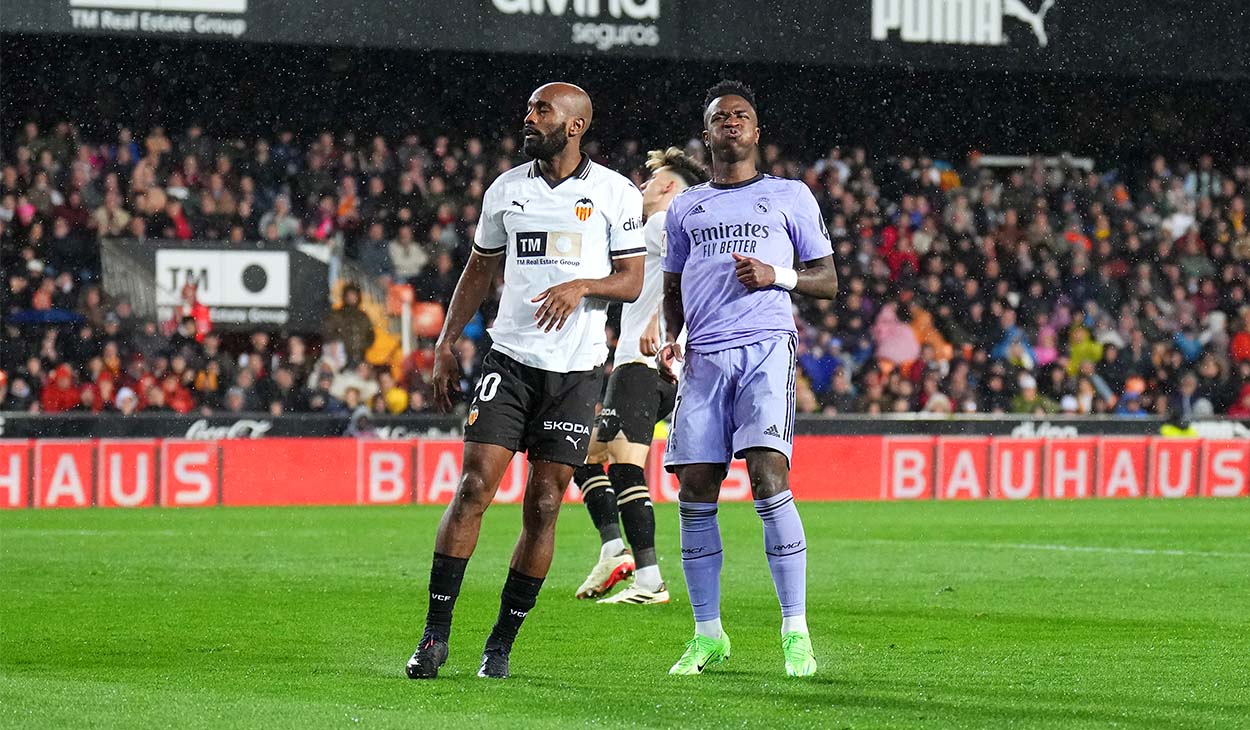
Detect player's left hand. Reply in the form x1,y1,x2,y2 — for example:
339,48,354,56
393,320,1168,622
640,317,662,357
732,253,776,291
532,280,590,332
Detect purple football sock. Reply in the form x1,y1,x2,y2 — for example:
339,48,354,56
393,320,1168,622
755,491,807,618
678,501,723,622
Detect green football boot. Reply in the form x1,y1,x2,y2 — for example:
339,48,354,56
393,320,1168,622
668,633,731,675
781,631,817,677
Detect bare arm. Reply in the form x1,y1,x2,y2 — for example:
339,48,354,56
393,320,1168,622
436,251,504,348
531,255,644,332
585,254,645,303
432,250,504,410
639,310,662,357
793,255,839,299
661,272,685,343
656,271,686,383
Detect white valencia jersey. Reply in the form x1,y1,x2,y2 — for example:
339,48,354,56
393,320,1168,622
613,212,667,368
475,155,645,373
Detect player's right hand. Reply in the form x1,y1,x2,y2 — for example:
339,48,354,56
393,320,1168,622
656,342,683,384
432,344,462,413
731,253,776,291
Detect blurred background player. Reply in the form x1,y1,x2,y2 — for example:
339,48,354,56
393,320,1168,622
573,147,710,605
406,82,644,680
657,80,838,677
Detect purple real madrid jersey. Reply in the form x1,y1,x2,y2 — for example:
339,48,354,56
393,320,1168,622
662,174,832,353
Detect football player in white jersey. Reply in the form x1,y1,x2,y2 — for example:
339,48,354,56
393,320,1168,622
572,147,709,606
406,83,644,680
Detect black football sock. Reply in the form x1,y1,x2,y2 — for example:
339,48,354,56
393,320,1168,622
574,463,621,545
422,552,468,643
486,568,545,652
611,464,656,569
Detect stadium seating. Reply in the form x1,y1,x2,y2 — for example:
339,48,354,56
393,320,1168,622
2,121,1247,419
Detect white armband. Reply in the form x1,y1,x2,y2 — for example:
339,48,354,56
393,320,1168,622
772,265,798,291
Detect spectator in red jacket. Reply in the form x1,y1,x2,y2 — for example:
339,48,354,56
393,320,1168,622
1228,384,1250,418
1230,311,1250,362
40,364,82,413
161,374,196,414
165,283,211,342
160,200,194,240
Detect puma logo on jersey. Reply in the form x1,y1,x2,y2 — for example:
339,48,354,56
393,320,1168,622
565,435,582,449
511,200,528,211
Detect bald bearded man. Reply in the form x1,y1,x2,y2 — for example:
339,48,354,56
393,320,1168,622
406,82,645,680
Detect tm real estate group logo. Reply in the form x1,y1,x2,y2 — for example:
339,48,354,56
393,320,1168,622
68,0,248,38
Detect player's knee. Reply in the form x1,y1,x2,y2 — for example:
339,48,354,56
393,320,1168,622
677,482,719,504
451,471,494,514
745,449,789,499
748,468,789,500
676,465,724,503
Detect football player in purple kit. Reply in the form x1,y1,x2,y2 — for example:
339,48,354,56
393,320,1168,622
656,81,838,677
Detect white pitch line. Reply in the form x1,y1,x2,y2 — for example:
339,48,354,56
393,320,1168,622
6,532,1248,559
843,538,1250,559
981,541,1250,559
1,528,386,539
0,529,182,537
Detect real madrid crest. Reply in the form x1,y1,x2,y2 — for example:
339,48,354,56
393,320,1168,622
754,197,771,214
574,197,594,221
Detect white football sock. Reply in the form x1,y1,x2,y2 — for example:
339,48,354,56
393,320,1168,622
635,564,663,591
600,538,626,560
781,614,808,635
694,618,723,639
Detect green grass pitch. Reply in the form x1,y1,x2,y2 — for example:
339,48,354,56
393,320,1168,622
3,499,1248,729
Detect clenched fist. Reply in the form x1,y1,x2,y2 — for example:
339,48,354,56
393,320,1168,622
731,253,776,291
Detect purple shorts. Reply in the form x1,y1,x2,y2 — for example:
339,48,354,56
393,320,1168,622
664,333,796,471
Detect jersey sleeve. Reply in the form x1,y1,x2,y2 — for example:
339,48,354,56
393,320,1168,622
473,178,507,256
787,184,834,263
661,200,691,274
609,183,646,260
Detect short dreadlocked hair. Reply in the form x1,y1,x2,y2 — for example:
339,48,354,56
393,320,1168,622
644,147,710,188
703,79,757,115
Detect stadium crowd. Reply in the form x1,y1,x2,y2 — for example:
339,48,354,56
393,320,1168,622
2,120,1250,419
